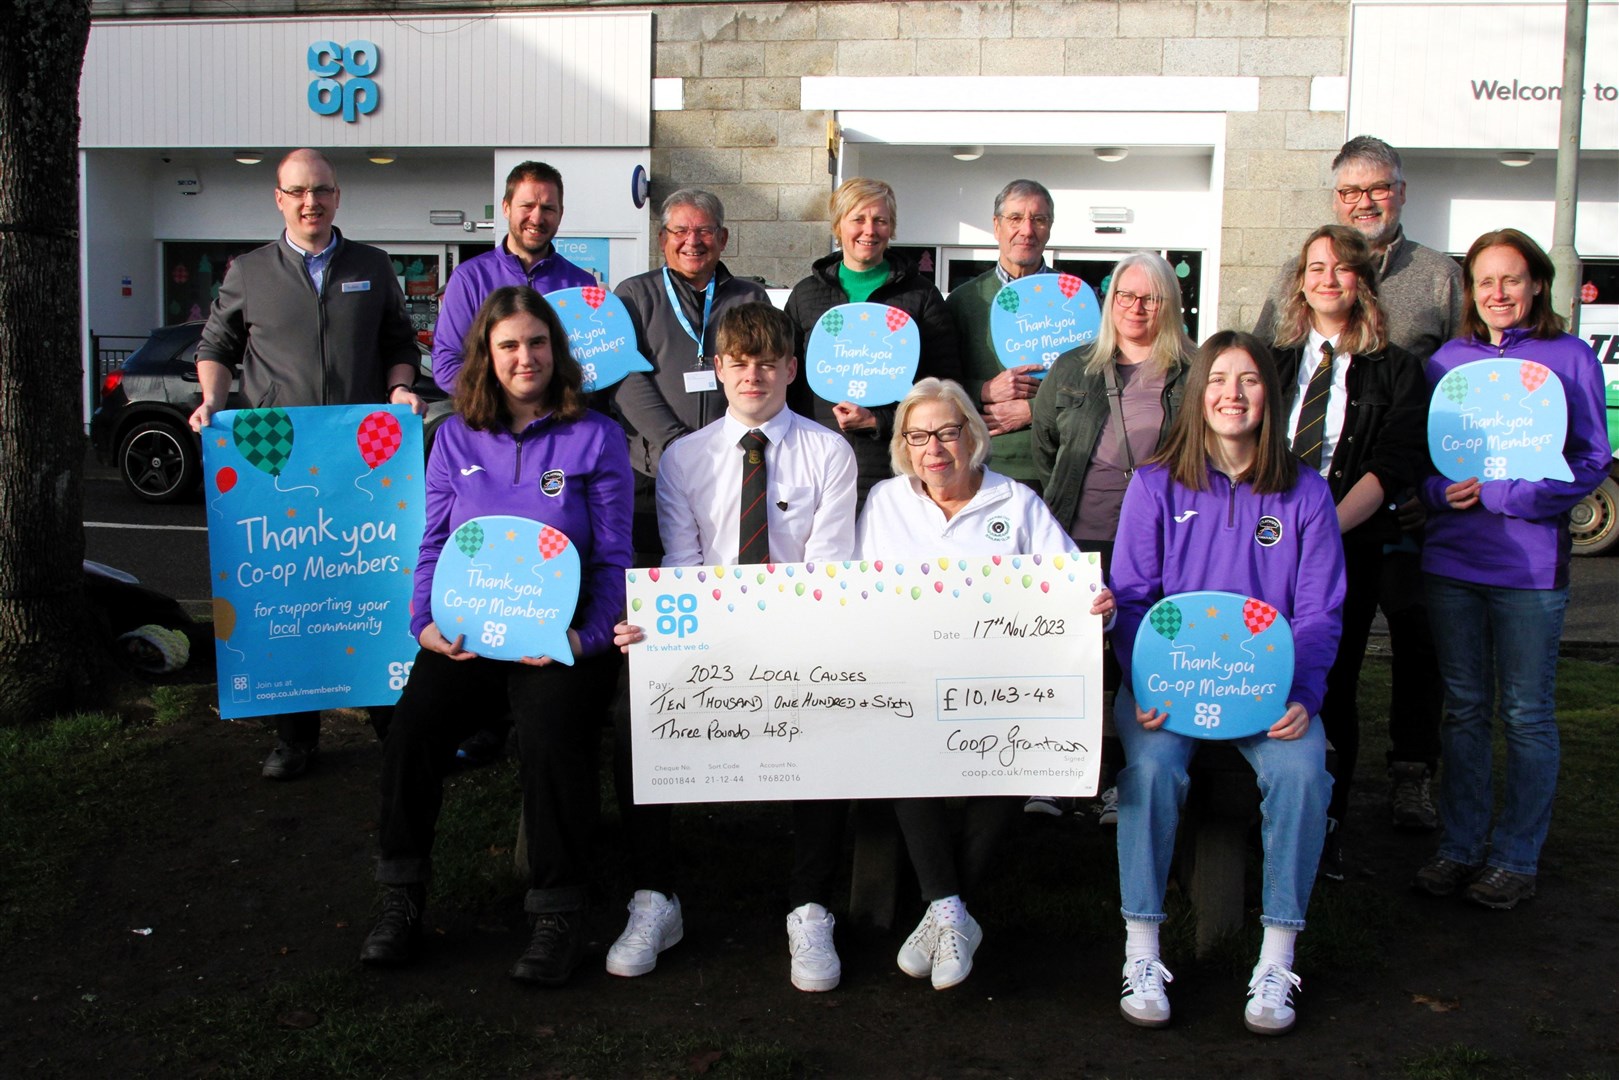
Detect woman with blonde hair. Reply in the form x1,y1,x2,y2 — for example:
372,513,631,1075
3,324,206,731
1269,223,1427,879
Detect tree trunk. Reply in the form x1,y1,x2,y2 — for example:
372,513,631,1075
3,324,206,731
0,0,96,724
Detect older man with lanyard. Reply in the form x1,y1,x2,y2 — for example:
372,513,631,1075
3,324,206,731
1254,135,1466,868
947,179,1058,495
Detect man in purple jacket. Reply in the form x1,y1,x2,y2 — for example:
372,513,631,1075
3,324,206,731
431,161,597,393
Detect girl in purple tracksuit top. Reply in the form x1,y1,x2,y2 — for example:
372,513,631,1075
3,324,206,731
1411,230,1612,911
1109,330,1345,1037
362,286,632,985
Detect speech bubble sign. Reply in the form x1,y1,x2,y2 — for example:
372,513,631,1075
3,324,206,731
1427,358,1574,482
545,287,654,393
1130,590,1295,741
805,302,922,406
990,273,1101,375
430,515,581,663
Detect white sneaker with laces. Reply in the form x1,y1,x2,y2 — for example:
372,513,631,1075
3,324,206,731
1119,955,1174,1027
1244,959,1302,1035
897,909,936,979
786,903,840,992
1095,785,1119,826
605,890,684,977
930,913,982,990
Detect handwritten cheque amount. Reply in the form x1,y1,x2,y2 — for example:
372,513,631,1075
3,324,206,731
625,554,1105,803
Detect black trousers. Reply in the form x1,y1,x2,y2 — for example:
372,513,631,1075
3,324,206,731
1321,539,1382,826
1380,548,1444,770
894,796,1021,902
375,647,620,914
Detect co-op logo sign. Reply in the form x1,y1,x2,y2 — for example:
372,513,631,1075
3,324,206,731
307,40,379,123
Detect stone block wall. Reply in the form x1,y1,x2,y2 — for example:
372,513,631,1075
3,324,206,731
649,0,1351,331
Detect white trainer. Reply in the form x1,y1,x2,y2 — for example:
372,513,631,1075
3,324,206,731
1119,955,1174,1027
785,902,840,992
897,909,936,979
1244,959,1302,1035
930,913,982,990
604,890,683,977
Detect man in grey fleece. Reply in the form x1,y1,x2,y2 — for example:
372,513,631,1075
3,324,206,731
190,148,424,781
1254,135,1463,866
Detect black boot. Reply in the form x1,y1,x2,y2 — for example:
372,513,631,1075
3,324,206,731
360,884,425,965
509,912,581,985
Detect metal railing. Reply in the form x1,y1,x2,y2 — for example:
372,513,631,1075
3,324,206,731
91,332,146,405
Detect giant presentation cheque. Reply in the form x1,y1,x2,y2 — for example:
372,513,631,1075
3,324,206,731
626,554,1105,803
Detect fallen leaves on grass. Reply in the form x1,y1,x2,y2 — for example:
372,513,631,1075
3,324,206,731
1411,993,1459,1012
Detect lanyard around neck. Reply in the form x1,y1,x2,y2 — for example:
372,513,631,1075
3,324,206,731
662,267,716,367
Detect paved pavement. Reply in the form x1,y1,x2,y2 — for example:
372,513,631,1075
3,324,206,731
81,449,1618,646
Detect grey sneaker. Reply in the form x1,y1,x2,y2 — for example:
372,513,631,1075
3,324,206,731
1244,959,1302,1035
1389,763,1439,831
1412,855,1482,897
897,909,936,979
930,913,981,990
1023,796,1064,817
262,740,315,780
1095,785,1119,827
1464,866,1536,910
1118,955,1173,1028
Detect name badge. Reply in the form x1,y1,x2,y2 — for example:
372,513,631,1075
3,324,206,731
683,369,718,394
341,280,372,293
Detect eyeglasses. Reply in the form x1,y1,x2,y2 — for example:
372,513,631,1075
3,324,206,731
1113,290,1163,312
663,225,718,240
1334,182,1401,204
278,185,337,200
997,212,1053,229
901,424,964,447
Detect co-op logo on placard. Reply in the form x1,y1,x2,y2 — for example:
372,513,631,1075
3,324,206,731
655,593,699,638
308,40,379,123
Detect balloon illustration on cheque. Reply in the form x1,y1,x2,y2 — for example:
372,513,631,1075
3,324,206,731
429,515,583,663
1130,590,1296,740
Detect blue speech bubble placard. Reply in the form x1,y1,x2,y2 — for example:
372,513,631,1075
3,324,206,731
1130,590,1295,741
1427,358,1573,483
545,286,654,394
430,515,581,663
989,273,1102,375
805,302,922,406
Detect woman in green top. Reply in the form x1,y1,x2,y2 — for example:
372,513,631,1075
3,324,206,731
785,177,960,506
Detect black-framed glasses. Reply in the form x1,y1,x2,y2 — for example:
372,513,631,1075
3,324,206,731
901,424,964,447
1113,290,1163,312
996,212,1053,229
663,225,718,240
278,185,337,200
1334,182,1401,204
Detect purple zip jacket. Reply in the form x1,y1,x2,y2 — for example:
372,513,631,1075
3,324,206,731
411,410,632,657
1420,328,1611,590
430,241,597,393
1111,461,1346,719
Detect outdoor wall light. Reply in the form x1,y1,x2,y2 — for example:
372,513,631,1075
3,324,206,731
368,150,397,165
1499,151,1535,167
951,145,985,161
234,151,263,165
1094,147,1129,163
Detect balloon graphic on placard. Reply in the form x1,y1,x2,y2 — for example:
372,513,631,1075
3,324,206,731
215,467,237,494
821,310,844,336
1520,361,1549,394
582,285,605,310
212,597,244,660
1441,371,1468,404
1058,273,1082,299
432,516,582,664
995,287,1020,313
1243,598,1278,636
232,408,318,494
884,306,910,332
353,410,403,500
1148,599,1183,642
537,524,570,562
454,520,485,559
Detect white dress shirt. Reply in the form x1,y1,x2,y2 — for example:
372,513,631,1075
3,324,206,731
657,406,858,566
1286,328,1352,478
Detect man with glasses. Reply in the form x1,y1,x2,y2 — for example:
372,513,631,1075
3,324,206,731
1253,135,1464,867
191,147,423,781
947,179,1057,493
431,161,596,393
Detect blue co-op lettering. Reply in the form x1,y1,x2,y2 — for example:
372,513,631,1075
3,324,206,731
308,40,379,123
656,593,699,638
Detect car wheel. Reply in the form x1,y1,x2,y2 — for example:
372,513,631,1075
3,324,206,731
118,420,201,503
1569,475,1619,556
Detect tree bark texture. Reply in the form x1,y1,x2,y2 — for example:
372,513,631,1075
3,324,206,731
0,0,95,724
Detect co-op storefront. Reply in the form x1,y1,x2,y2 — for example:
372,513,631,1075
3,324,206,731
76,4,1618,421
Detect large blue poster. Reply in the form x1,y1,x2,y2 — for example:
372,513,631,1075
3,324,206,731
201,405,426,718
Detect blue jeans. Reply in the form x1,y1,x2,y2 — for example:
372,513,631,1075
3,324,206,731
1426,575,1567,876
1114,686,1331,929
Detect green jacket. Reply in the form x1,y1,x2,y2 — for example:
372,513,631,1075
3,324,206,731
947,269,1038,484
1030,344,1189,533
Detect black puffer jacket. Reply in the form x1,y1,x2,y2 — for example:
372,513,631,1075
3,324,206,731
784,251,960,505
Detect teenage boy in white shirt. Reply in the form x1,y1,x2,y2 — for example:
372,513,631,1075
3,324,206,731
608,302,859,992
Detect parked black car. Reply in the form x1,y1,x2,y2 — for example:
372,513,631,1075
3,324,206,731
91,322,451,503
